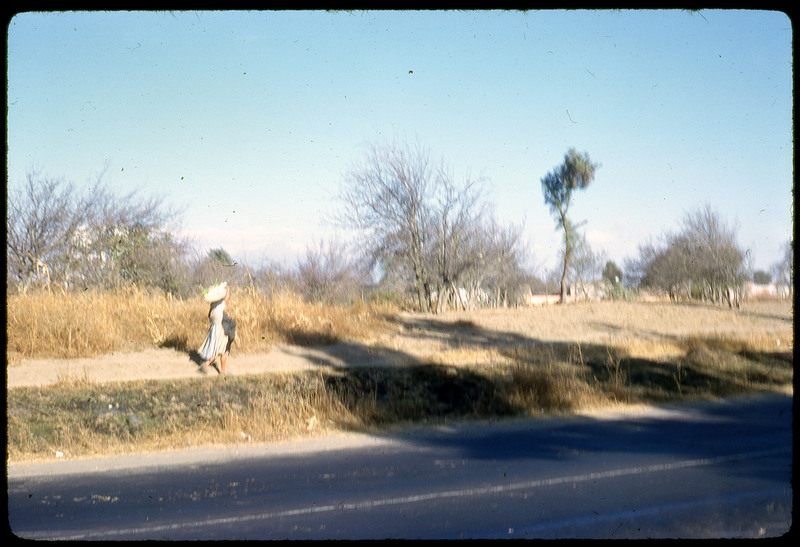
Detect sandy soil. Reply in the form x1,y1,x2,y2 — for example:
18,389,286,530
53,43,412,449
7,301,793,389
6,326,448,388
5,343,418,388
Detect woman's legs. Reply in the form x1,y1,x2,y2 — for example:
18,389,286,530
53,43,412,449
200,355,226,374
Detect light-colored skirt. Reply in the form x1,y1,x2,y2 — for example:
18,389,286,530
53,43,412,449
198,323,229,362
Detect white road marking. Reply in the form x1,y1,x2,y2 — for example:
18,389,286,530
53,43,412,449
17,447,790,540
506,486,790,538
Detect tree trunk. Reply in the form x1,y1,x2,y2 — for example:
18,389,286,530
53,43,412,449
415,279,428,312
413,259,430,312
451,281,466,311
559,211,570,304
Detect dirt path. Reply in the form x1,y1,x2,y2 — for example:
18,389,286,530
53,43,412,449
7,301,792,389
5,343,418,388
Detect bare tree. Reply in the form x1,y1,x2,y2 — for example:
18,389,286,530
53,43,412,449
337,138,434,310
243,258,297,298
7,167,186,293
337,137,486,312
336,137,537,312
679,204,747,305
566,232,606,299
297,238,362,305
7,169,99,290
772,239,793,295
427,168,487,312
626,204,747,306
624,237,658,289
645,234,695,300
461,213,527,308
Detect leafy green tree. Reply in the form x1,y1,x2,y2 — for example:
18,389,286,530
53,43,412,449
208,247,235,266
540,149,599,303
602,260,623,286
752,269,771,284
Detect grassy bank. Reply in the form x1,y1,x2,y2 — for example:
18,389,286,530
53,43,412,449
6,293,794,463
6,286,394,362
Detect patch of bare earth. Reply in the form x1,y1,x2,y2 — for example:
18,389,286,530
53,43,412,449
8,300,792,388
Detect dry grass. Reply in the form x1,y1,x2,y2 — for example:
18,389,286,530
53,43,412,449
6,292,794,463
6,286,394,362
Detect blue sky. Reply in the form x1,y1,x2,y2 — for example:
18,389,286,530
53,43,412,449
7,10,794,275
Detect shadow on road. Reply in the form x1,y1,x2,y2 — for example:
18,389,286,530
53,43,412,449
298,310,793,488
271,312,792,456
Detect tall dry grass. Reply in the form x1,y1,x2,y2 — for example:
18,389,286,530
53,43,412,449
6,286,395,362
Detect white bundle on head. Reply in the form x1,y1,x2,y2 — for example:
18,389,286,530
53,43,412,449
203,282,228,302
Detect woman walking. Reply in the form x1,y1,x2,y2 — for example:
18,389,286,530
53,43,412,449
199,282,236,374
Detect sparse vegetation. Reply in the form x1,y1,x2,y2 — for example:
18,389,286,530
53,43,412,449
625,203,750,306
5,157,793,465
6,291,793,464
335,137,528,313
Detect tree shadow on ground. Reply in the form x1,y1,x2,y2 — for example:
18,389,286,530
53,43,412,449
376,391,793,490
274,312,792,436
288,319,793,488
322,361,520,425
296,310,793,489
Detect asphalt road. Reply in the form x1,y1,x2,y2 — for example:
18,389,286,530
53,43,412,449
7,393,792,539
